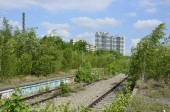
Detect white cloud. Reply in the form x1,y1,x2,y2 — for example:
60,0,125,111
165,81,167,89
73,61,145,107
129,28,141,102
160,0,170,6
76,32,95,44
126,12,137,17
9,20,20,27
71,17,121,29
139,0,156,7
145,8,157,13
41,22,73,30
0,0,114,12
131,39,141,47
133,19,162,29
0,18,20,28
41,22,73,40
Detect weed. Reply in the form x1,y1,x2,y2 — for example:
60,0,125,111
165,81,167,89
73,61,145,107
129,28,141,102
126,95,170,112
60,81,71,97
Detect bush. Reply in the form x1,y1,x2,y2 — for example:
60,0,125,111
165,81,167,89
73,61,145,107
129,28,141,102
103,84,132,112
0,88,30,112
104,62,116,76
75,61,93,83
60,81,71,96
1,39,18,77
32,55,57,75
17,53,32,75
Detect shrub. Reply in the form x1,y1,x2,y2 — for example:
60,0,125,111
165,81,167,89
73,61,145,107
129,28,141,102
17,53,32,75
0,88,30,112
60,81,71,96
103,84,132,112
75,61,93,83
32,55,56,75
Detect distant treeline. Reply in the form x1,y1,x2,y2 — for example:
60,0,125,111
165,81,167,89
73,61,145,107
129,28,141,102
0,18,128,78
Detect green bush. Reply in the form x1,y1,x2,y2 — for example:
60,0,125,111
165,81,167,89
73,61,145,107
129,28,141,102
60,81,71,96
0,88,30,112
75,61,93,83
17,53,32,75
104,62,116,76
1,39,18,77
32,55,56,75
103,84,132,112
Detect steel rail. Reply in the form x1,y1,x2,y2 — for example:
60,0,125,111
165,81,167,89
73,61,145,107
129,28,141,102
88,77,128,108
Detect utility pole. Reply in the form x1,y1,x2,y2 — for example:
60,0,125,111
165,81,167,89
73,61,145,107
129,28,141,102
22,12,25,33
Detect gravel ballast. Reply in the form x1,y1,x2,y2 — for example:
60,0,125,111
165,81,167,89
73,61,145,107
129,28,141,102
40,73,126,109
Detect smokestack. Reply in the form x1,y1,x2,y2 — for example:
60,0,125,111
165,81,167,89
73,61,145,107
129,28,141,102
22,12,25,33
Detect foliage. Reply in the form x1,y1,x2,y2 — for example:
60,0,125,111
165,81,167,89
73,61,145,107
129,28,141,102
60,81,71,96
32,55,57,75
0,84,132,112
0,17,128,79
73,40,87,51
17,53,32,75
126,95,170,112
0,88,30,112
103,83,132,112
1,39,17,77
104,62,116,75
128,23,170,81
75,61,93,83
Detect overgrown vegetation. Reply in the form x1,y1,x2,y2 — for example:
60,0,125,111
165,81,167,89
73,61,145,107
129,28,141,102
0,84,132,112
60,81,71,96
75,57,127,83
0,89,94,112
127,23,170,111
103,83,132,112
0,88,30,112
0,17,127,81
126,95,170,112
128,23,170,82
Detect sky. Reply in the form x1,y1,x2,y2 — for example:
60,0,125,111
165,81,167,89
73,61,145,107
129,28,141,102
0,0,170,55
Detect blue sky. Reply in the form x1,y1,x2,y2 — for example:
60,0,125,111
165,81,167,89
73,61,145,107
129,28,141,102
0,0,170,55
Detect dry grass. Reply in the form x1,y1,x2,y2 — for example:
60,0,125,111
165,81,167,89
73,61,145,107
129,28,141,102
127,78,170,112
136,78,170,98
126,95,170,112
70,82,85,93
0,69,76,89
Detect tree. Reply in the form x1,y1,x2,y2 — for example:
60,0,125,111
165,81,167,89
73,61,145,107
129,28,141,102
62,48,72,70
128,23,170,81
73,40,87,51
1,39,17,77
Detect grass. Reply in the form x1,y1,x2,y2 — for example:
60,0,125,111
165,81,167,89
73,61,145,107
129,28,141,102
127,78,170,112
126,95,170,112
52,82,85,97
0,69,76,88
70,82,85,93
136,79,170,98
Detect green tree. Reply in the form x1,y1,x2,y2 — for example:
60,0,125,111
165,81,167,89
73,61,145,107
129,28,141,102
75,61,93,83
17,53,32,75
62,48,72,70
73,40,87,51
129,23,170,81
1,39,17,77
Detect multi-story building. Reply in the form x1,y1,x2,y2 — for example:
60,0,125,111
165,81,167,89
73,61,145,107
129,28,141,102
86,44,97,51
95,31,125,55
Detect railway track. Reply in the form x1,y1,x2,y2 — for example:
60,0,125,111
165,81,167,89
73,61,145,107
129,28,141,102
22,87,60,105
22,82,88,106
1,76,128,110
88,77,128,111
23,77,127,107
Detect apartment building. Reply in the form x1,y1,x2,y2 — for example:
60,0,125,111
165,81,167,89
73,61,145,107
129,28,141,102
95,31,125,55
86,44,97,51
